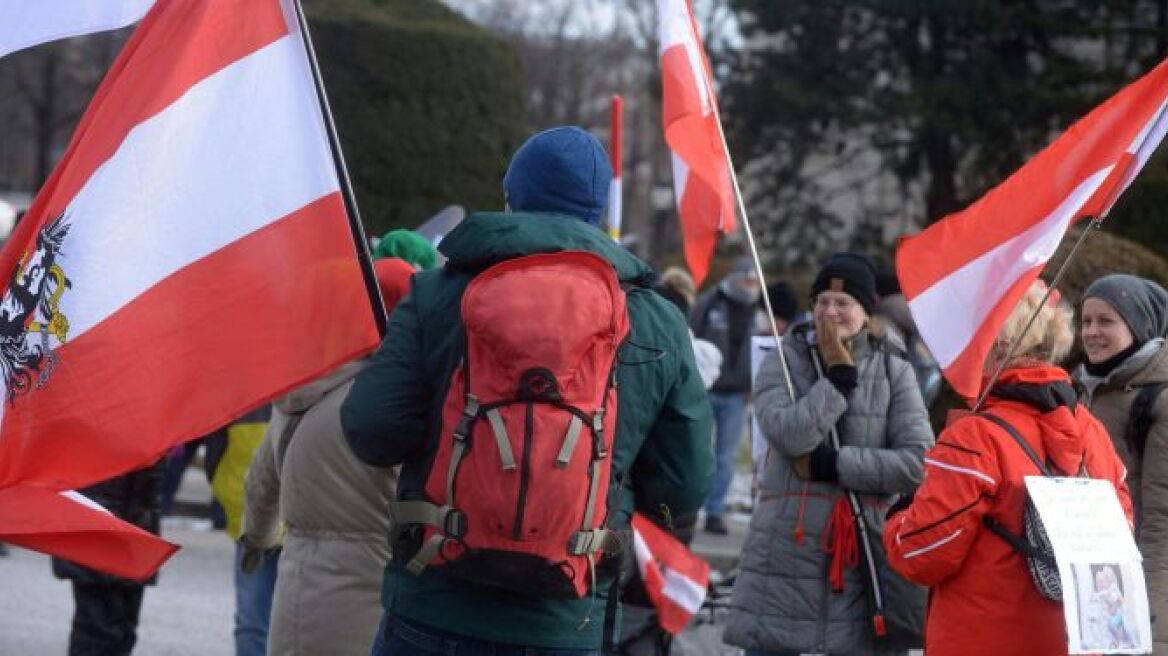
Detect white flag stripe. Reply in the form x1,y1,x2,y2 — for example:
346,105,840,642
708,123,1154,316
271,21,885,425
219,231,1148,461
1112,97,1168,213
608,177,622,235
661,566,706,614
657,0,691,52
670,152,690,204
0,0,156,59
657,0,713,115
910,166,1112,367
633,527,653,577
60,490,112,515
56,34,339,342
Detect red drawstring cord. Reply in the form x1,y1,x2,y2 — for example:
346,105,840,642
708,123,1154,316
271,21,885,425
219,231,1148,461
821,497,858,592
794,481,809,544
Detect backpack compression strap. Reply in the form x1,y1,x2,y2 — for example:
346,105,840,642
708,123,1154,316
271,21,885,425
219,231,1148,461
392,393,480,575
976,412,1059,565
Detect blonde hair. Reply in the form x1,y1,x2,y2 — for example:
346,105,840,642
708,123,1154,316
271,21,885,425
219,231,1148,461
991,280,1074,366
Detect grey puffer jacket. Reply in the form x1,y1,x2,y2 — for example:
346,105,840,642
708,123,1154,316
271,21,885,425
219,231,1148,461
724,322,933,655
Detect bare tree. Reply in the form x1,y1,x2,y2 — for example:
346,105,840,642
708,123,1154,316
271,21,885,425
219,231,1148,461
0,31,125,193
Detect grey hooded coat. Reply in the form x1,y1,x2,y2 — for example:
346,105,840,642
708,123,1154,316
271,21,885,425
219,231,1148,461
723,323,934,655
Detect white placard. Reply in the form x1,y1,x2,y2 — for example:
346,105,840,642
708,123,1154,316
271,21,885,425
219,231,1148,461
1025,477,1151,654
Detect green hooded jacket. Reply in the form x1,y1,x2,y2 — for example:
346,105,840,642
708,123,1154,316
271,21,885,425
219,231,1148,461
341,211,713,649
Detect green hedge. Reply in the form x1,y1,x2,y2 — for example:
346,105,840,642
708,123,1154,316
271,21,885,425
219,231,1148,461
305,0,526,235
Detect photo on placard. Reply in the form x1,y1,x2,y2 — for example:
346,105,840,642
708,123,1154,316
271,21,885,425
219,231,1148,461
1072,562,1141,651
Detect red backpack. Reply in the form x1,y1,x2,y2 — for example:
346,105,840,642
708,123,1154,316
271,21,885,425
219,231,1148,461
392,251,630,598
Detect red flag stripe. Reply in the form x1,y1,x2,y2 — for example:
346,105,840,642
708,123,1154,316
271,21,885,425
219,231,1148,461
661,48,735,230
0,193,377,490
899,59,1168,301
659,0,737,286
0,484,177,581
3,0,289,286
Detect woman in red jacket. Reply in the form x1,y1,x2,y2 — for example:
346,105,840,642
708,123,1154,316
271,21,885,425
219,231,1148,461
883,281,1133,655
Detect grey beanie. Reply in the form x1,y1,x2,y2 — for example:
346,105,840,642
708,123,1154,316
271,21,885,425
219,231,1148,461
1083,274,1168,345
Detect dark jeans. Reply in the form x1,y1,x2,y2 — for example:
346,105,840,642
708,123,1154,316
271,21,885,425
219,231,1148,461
371,614,600,656
68,582,145,656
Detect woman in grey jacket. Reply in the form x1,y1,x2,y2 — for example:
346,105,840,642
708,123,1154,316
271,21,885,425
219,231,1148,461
724,253,934,656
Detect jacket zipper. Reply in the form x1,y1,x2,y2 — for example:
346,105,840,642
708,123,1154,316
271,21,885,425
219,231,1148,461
513,402,534,540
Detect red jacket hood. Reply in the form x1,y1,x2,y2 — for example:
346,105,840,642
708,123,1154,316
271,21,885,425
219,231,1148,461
985,364,1086,475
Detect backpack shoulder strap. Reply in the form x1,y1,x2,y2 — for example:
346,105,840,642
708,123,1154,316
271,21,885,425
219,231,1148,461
1125,382,1168,460
977,412,1053,477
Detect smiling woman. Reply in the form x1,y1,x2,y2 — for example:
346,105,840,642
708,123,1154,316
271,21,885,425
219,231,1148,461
1074,273,1168,653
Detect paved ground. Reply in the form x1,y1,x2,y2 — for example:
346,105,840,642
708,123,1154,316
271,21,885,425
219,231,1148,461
0,468,235,656
0,519,236,655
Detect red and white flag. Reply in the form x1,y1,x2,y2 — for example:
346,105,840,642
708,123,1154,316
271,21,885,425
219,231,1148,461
658,0,736,286
631,512,710,635
898,59,1168,400
0,0,383,578
0,0,156,59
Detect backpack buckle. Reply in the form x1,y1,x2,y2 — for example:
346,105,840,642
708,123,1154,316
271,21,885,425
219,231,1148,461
591,410,608,459
453,394,480,441
443,508,467,539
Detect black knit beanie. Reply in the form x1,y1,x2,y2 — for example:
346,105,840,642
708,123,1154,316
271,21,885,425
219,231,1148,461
812,252,878,315
766,281,799,321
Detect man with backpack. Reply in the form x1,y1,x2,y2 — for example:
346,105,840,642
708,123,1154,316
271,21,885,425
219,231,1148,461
341,126,714,654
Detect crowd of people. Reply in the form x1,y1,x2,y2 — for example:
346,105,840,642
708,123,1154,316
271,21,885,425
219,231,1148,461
41,124,1168,656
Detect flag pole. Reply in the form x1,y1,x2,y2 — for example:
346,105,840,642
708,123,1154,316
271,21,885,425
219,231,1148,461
699,49,795,398
688,9,888,637
709,83,893,631
290,0,387,338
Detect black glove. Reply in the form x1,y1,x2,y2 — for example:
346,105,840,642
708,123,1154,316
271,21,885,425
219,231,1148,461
807,443,840,482
238,536,277,574
825,364,858,395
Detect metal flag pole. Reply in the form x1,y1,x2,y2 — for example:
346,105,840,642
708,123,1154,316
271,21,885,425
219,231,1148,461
290,0,388,338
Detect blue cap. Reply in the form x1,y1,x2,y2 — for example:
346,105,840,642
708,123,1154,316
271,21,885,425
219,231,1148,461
503,126,612,225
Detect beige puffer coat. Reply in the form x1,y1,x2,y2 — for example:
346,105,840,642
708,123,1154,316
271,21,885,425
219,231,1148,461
1078,339,1168,652
243,361,396,656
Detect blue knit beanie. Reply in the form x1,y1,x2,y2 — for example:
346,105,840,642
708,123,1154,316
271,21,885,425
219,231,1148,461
503,126,612,225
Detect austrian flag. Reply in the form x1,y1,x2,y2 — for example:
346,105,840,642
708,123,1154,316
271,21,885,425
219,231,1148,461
658,0,737,286
899,58,1168,400
0,0,383,578
631,512,710,635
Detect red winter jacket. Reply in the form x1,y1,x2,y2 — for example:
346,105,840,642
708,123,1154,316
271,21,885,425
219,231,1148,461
883,365,1133,656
